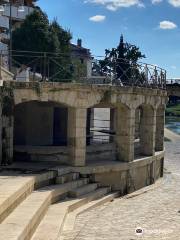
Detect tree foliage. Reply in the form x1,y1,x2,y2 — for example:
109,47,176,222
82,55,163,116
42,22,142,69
12,9,72,81
93,35,145,85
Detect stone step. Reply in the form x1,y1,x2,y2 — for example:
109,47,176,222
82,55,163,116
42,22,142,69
68,183,98,198
71,190,118,217
31,187,112,240
34,171,57,189
56,172,80,184
67,187,110,212
0,179,89,240
49,178,89,203
0,170,57,224
31,203,67,240
63,190,119,233
49,167,72,177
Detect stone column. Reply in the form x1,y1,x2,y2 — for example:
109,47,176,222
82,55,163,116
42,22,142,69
116,105,135,162
68,107,87,166
155,106,165,151
140,105,156,156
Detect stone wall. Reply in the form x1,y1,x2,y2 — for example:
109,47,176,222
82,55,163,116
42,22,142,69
0,67,14,82
14,102,68,146
77,154,164,192
2,116,13,165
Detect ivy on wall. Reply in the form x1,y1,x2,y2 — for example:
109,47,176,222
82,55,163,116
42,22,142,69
1,84,14,117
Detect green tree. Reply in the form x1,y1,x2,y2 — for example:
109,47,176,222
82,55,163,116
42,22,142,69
48,19,73,81
50,19,71,54
12,9,72,81
94,35,145,85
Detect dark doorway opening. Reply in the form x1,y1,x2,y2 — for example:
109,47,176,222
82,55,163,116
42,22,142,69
53,107,68,146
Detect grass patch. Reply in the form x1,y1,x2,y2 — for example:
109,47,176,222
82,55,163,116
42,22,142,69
166,103,180,116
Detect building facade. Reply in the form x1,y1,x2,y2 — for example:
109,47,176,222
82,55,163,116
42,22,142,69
0,0,36,52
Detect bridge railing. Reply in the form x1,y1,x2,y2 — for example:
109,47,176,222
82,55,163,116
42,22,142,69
0,50,167,89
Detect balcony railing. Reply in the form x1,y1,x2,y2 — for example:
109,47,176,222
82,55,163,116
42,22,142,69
0,50,167,89
1,5,34,20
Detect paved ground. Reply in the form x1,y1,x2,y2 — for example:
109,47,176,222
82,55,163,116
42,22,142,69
164,128,180,142
62,141,180,240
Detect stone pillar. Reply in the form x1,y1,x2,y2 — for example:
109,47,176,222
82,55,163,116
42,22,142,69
155,106,165,151
140,105,156,156
2,116,13,165
116,105,135,162
68,107,87,166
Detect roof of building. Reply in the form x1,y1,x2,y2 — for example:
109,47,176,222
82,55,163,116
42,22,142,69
70,40,91,59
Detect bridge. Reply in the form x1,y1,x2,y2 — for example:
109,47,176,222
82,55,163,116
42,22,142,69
167,84,180,97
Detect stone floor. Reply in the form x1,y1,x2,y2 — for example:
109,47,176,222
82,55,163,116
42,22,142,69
62,141,180,240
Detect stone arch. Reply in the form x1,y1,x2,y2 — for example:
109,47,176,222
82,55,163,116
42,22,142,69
13,87,104,109
14,100,69,163
115,93,141,110
86,101,117,154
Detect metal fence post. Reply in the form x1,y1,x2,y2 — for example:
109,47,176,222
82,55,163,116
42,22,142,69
145,64,148,87
160,70,163,89
154,66,158,88
164,70,167,89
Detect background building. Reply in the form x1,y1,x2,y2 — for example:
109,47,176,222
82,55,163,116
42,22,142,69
0,0,36,53
71,39,92,78
0,1,93,81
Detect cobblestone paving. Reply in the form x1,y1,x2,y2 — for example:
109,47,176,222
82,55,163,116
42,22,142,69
62,141,180,240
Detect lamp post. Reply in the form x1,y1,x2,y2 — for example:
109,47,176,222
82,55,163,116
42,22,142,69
0,0,24,71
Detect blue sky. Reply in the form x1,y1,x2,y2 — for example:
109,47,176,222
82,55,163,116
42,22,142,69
37,0,180,78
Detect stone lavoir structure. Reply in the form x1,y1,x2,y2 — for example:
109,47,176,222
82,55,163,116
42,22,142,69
0,63,168,239
0,77,167,193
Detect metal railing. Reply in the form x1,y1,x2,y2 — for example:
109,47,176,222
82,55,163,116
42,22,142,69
166,79,180,85
91,57,166,89
0,50,167,89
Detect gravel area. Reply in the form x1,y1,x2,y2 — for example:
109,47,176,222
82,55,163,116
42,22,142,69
62,141,180,240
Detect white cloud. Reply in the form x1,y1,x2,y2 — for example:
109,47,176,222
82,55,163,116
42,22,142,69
159,20,177,29
85,0,144,11
168,0,180,7
89,15,106,22
171,65,177,69
152,0,163,4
